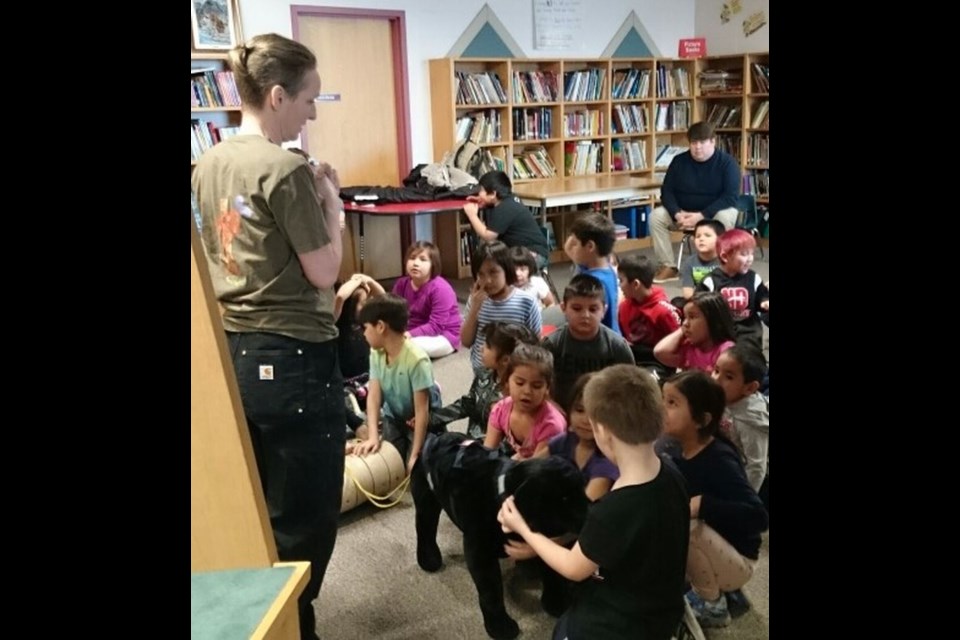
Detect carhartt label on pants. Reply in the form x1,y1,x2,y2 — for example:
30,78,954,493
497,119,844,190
259,365,275,380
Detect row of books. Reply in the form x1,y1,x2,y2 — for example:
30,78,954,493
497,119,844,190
563,69,606,102
191,69,241,108
564,141,603,176
655,101,691,132
751,64,770,93
513,107,553,141
563,109,604,137
714,134,741,163
654,144,687,168
513,146,558,179
612,103,649,134
455,110,502,144
611,139,647,171
697,69,743,95
611,68,652,99
746,134,769,166
742,170,769,197
750,101,769,129
704,103,741,128
657,66,691,98
512,70,559,103
191,119,240,162
459,230,475,266
455,71,507,105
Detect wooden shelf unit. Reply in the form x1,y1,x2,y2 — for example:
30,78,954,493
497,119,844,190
429,54,768,277
191,53,242,167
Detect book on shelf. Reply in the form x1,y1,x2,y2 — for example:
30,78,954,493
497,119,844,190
751,101,769,128
697,69,742,95
751,64,770,93
191,69,240,108
455,71,507,105
611,68,651,99
512,70,559,103
655,101,691,132
654,145,687,169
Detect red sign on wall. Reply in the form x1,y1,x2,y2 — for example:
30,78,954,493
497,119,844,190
678,38,706,58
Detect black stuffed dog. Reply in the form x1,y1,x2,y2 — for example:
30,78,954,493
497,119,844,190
412,432,588,640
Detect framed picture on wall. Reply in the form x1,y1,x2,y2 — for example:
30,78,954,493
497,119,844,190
191,0,244,52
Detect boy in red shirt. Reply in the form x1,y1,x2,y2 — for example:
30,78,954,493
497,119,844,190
618,253,682,379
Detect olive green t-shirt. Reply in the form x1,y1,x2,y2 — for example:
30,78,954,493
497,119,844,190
192,135,338,343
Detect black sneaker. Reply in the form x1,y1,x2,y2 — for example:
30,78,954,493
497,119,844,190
724,588,751,618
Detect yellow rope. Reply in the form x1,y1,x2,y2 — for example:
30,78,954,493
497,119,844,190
344,462,410,509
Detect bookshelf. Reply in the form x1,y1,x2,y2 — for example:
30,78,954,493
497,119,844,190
429,54,768,276
191,53,242,168
695,53,769,209
743,53,769,207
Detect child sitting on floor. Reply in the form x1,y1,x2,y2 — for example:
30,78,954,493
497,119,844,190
673,218,724,309
696,229,769,353
461,241,542,376
534,372,618,502
429,321,540,439
509,245,556,308
617,253,682,379
712,344,769,494
350,293,442,474
391,241,462,359
484,343,566,460
563,212,621,335
660,369,768,628
543,274,635,410
654,291,736,374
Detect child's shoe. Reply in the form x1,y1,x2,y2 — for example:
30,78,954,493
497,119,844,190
685,589,730,628
724,588,751,618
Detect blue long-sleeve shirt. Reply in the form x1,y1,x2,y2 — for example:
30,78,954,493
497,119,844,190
661,149,739,219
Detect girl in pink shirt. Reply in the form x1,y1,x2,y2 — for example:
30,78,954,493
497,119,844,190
485,343,566,460
654,292,736,374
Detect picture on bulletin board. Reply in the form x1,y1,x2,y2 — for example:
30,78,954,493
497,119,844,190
191,0,244,52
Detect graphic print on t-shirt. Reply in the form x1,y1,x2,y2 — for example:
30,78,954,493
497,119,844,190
215,195,254,280
720,287,750,319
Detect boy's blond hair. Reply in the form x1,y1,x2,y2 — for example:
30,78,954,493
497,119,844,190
584,365,662,444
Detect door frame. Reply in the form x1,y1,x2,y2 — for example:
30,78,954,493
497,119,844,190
290,5,412,180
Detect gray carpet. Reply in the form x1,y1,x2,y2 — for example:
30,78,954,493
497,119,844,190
315,245,769,639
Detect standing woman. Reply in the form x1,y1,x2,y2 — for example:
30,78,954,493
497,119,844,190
192,33,345,640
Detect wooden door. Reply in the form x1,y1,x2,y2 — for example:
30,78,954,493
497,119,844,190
298,12,409,282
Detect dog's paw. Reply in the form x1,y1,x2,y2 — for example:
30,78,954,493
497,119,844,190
416,541,443,572
483,614,520,640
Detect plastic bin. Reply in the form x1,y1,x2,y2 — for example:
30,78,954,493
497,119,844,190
612,208,637,238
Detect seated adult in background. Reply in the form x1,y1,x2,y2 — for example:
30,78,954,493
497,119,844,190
650,121,739,283
462,170,550,268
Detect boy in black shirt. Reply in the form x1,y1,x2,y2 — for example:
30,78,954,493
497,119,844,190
498,364,690,640
463,170,550,265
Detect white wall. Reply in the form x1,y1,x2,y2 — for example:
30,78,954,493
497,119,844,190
238,0,695,167
694,0,769,55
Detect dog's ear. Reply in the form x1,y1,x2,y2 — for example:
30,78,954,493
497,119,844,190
511,457,588,536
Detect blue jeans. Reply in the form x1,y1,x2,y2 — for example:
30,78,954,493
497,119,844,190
227,331,346,640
